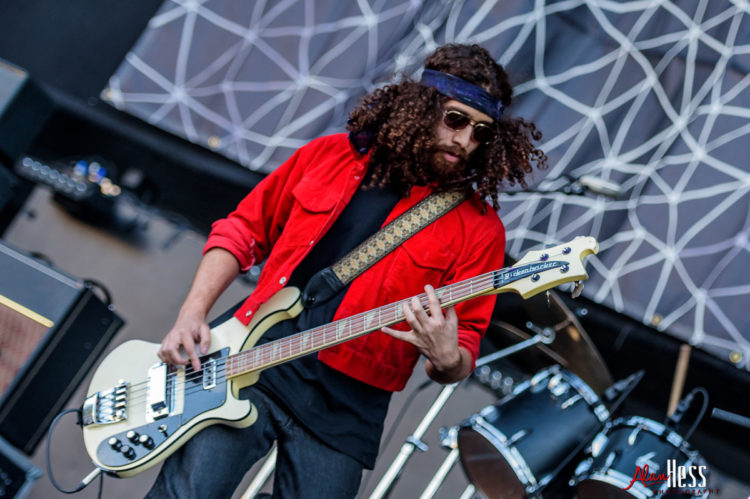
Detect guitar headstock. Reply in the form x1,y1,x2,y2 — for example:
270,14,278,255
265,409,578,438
495,236,599,298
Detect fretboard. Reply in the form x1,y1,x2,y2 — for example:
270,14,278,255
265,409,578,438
224,272,495,378
223,258,567,379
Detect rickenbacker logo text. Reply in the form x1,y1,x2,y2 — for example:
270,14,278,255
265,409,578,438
623,459,715,495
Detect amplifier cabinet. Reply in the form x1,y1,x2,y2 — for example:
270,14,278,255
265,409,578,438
0,241,124,454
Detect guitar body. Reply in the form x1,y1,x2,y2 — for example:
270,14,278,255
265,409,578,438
82,287,303,477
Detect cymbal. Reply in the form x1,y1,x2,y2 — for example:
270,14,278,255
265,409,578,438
483,289,613,395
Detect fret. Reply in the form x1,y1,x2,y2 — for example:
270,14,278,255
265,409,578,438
364,311,377,329
337,320,346,340
302,332,309,351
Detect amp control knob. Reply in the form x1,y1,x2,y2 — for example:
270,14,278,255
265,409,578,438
108,437,122,450
121,445,136,459
126,430,139,443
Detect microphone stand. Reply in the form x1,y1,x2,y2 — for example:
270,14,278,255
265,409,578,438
368,328,555,499
502,174,623,199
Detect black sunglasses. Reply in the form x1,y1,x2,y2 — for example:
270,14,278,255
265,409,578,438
442,109,496,144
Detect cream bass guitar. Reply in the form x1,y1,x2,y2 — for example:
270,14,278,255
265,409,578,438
81,236,598,477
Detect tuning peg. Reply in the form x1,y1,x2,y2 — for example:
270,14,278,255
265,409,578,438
571,281,584,299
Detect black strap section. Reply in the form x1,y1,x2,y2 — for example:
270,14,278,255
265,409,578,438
301,266,345,308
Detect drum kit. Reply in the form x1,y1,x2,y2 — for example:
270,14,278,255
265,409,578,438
366,289,713,499
241,287,716,499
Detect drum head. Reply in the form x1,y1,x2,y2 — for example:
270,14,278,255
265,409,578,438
457,427,527,499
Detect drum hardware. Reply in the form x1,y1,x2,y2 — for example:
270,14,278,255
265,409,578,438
572,387,710,499
489,283,613,395
459,484,476,499
603,370,645,405
710,407,750,429
473,365,515,395
419,448,461,499
455,368,642,499
368,331,555,499
664,387,709,440
572,415,710,499
456,365,611,499
240,446,277,499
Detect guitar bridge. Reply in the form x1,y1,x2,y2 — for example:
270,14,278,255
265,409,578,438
81,380,129,426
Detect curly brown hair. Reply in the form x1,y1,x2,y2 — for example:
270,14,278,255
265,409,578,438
347,43,547,210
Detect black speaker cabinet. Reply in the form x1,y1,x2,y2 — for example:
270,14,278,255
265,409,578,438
0,59,52,166
0,436,40,498
0,241,124,454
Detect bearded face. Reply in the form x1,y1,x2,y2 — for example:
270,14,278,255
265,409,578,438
422,99,494,184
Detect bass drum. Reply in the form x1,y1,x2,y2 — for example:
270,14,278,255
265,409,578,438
457,365,609,498
573,416,709,499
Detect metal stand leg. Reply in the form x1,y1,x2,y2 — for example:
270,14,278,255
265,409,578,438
419,448,460,499
459,484,476,499
240,446,277,499
369,382,459,499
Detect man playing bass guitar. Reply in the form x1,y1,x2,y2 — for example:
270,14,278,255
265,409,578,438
149,43,547,498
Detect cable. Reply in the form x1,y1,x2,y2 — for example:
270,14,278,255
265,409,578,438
45,408,105,495
680,387,710,441
83,278,113,306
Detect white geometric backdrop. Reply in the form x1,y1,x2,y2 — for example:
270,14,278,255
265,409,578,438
104,0,750,370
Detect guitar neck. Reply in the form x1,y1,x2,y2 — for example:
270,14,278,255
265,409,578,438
224,258,568,379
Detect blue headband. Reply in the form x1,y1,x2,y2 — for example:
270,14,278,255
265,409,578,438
420,69,504,121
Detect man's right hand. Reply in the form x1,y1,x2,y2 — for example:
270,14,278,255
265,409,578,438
157,247,241,372
158,313,212,372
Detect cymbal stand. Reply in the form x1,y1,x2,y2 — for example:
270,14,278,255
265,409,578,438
459,484,476,499
419,448,459,499
240,446,277,499
368,328,555,499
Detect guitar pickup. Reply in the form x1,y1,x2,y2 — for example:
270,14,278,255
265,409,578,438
82,380,129,426
146,363,170,420
202,358,217,389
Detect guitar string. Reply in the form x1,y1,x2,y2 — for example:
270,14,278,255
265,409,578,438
117,249,582,408
122,269,496,394
116,250,580,407
119,270,498,408
120,269,500,404
117,253,576,409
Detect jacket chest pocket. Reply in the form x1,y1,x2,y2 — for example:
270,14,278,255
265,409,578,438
284,177,340,245
384,235,456,296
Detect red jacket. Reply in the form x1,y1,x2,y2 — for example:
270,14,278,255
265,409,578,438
204,133,506,391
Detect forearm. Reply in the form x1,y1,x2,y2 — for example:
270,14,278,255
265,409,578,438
178,247,241,320
424,346,473,384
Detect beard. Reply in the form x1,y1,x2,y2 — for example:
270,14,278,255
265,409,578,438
420,144,471,186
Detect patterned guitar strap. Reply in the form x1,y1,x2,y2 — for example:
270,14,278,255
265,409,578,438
301,190,468,307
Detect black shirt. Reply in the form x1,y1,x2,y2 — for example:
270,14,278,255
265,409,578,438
252,176,400,469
